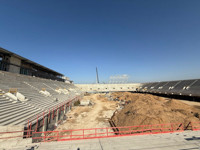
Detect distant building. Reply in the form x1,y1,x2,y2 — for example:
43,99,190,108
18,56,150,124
0,47,70,82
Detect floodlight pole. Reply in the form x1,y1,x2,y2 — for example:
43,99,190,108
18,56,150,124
96,67,99,84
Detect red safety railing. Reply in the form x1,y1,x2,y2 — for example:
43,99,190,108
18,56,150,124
0,96,82,141
0,130,33,140
32,123,184,142
26,96,81,132
27,96,79,123
191,122,200,131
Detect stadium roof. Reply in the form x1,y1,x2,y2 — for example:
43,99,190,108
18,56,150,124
0,47,63,76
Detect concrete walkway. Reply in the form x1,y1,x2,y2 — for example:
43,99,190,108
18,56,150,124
12,131,200,150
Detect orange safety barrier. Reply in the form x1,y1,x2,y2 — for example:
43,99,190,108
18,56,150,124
32,123,183,142
191,122,200,131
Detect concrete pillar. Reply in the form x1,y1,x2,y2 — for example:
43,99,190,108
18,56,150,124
56,110,59,123
42,116,48,132
63,105,66,114
66,106,69,112
9,56,21,74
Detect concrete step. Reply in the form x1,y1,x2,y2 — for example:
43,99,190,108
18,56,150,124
0,106,39,120
0,108,41,126
0,107,40,124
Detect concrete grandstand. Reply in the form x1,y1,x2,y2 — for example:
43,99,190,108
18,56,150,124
0,71,80,126
0,48,83,148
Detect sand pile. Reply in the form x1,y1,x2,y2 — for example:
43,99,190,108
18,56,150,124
112,93,200,129
111,92,139,101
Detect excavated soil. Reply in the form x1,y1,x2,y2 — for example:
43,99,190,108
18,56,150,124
47,92,200,140
112,92,200,129
55,93,117,131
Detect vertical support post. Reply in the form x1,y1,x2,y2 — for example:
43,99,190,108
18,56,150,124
57,132,59,141
52,108,54,119
70,130,72,139
42,116,48,132
27,120,29,138
48,109,50,123
68,103,71,111
35,115,38,132
43,112,44,126
30,123,32,137
106,128,108,137
66,103,69,112
171,123,173,132
63,104,66,114
44,133,46,142
56,109,59,123
142,126,144,134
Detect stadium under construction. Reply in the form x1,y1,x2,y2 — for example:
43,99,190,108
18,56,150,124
1,47,200,150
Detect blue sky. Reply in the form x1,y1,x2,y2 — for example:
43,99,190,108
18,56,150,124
0,0,200,83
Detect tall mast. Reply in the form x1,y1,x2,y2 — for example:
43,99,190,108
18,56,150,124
96,67,99,84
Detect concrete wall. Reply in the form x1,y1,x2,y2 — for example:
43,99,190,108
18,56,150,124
9,56,21,73
0,125,32,149
75,83,141,92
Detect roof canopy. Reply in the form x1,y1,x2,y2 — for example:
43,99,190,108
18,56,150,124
0,47,63,76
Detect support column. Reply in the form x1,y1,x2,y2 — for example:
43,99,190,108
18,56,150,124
42,116,48,132
66,105,69,112
63,105,66,114
56,109,59,123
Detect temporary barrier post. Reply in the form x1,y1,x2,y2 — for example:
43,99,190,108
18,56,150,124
57,132,59,141
70,130,72,139
44,133,46,142
171,123,174,131
107,128,108,137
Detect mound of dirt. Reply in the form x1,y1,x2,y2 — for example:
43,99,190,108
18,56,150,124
112,93,200,128
111,92,140,101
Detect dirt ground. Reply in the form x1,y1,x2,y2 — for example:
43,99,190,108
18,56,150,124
55,92,200,132
180,99,200,109
56,93,117,131
112,92,200,129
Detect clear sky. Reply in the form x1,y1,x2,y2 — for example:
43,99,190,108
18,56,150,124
0,0,200,83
